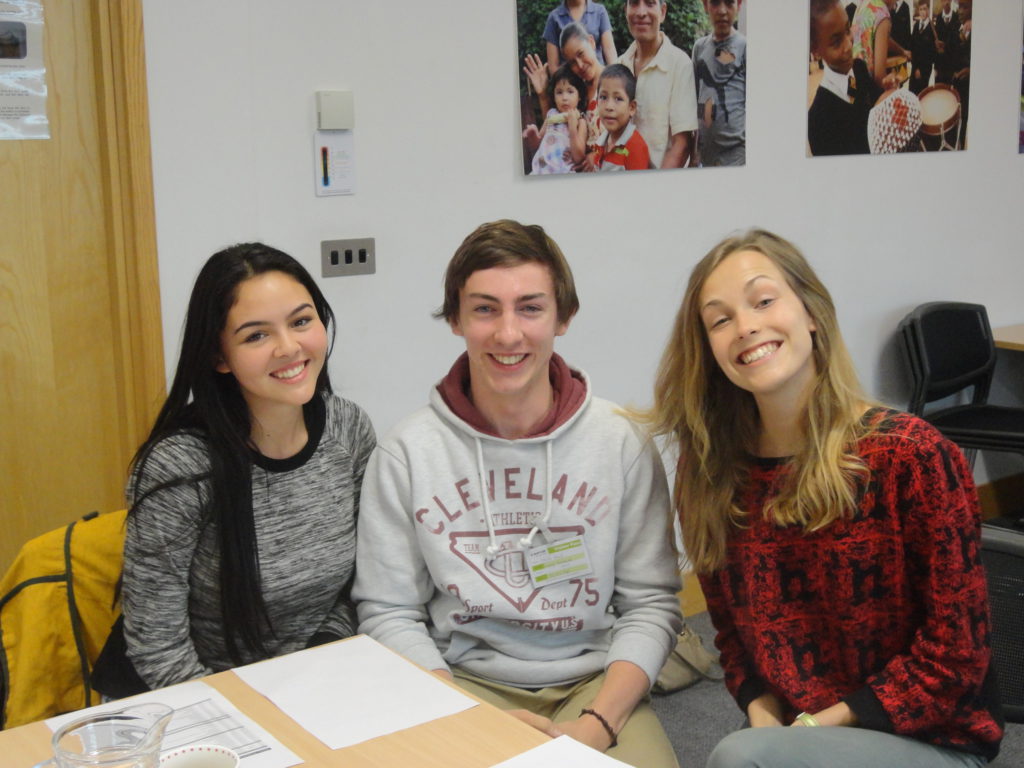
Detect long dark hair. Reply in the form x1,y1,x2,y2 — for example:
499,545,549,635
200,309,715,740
129,242,335,662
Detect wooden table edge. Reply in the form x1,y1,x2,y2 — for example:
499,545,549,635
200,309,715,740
993,323,1024,352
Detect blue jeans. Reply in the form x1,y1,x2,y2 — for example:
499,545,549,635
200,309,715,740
706,726,987,768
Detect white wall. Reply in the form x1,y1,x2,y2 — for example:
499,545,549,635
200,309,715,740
142,1,1024,479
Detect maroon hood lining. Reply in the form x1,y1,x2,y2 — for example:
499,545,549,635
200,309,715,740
436,352,586,439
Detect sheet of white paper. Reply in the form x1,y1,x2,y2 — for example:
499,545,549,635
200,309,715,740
233,634,478,749
45,681,301,768
490,735,633,767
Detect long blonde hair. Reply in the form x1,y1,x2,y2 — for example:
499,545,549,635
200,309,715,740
641,230,872,573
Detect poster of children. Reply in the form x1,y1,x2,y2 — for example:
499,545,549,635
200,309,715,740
807,0,973,156
517,1,747,175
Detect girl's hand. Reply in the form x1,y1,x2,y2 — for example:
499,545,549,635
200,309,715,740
747,692,785,727
523,124,541,156
566,109,580,130
523,53,549,96
790,702,857,728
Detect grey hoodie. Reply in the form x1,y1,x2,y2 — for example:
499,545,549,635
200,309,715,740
353,354,681,688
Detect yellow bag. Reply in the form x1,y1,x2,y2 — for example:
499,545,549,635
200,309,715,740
0,510,126,729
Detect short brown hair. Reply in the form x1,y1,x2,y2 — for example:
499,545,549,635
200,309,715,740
435,219,580,325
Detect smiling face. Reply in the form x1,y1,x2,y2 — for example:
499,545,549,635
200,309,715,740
704,0,740,41
699,249,818,412
597,75,636,140
216,270,327,419
561,34,601,85
626,0,667,46
553,77,582,113
812,2,853,75
450,263,569,430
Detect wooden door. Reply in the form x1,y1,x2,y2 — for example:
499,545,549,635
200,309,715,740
0,0,163,568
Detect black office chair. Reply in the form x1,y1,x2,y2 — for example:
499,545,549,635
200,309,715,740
900,302,1024,459
981,523,1024,722
898,313,925,417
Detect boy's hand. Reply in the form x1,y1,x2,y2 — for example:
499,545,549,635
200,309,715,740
506,709,562,739
557,715,616,752
508,710,614,753
575,150,597,173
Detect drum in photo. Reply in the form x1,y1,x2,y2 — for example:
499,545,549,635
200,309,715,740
918,84,962,151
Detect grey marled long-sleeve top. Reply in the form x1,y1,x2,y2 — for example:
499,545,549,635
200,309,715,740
122,393,375,689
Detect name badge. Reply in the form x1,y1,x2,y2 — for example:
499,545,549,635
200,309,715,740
525,535,594,589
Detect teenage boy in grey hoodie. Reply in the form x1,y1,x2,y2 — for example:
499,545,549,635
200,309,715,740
353,220,681,767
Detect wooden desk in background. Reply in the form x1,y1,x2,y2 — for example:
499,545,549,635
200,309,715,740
0,668,549,768
994,324,1024,352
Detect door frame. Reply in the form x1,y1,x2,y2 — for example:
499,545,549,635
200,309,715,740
92,0,165,448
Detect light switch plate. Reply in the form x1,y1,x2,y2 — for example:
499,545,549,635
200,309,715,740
316,91,354,130
321,238,375,277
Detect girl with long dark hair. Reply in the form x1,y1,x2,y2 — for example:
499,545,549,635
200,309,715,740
121,243,375,689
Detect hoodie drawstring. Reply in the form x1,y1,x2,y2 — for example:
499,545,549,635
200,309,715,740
476,437,554,558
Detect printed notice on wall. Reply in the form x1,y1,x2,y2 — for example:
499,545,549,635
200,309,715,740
0,0,47,140
314,129,356,196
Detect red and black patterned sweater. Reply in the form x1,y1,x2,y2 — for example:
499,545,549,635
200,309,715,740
698,408,1004,760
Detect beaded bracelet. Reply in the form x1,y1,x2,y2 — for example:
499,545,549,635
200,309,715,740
580,708,618,748
794,711,821,727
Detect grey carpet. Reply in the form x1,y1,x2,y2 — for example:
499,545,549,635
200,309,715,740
652,612,1023,767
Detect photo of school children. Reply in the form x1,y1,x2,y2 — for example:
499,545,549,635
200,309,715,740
808,0,973,157
518,1,747,175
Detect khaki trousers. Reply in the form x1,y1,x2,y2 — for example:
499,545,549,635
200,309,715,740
453,668,679,768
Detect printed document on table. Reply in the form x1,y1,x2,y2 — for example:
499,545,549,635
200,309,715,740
233,634,478,749
46,680,301,768
490,735,633,767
